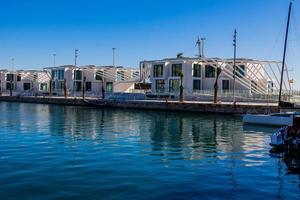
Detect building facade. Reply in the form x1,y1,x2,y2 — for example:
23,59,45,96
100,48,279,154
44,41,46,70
141,57,276,96
0,69,50,95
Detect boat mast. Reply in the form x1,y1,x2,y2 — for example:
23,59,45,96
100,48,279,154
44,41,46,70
278,1,292,107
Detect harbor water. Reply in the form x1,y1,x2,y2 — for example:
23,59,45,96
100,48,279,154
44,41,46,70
0,102,299,200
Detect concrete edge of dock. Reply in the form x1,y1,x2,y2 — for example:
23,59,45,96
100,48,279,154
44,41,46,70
0,96,280,115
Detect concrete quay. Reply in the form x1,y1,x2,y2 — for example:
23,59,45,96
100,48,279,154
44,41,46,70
0,96,281,114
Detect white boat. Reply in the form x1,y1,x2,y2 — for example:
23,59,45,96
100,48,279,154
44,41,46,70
242,112,299,126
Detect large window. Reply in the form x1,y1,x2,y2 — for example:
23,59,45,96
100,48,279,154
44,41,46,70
51,70,58,79
236,65,246,78
155,80,165,93
75,81,82,91
193,80,201,90
153,65,163,77
222,80,230,91
193,64,202,77
23,83,31,91
17,74,21,82
40,83,48,91
169,79,180,93
6,82,14,90
86,82,92,91
58,70,64,80
171,64,182,77
205,65,216,78
74,70,82,80
6,74,14,81
106,82,113,93
95,70,103,81
117,71,125,81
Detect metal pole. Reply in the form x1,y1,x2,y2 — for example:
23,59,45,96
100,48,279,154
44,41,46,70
279,1,292,107
232,29,237,104
53,54,56,68
74,49,79,97
112,48,116,67
201,38,206,58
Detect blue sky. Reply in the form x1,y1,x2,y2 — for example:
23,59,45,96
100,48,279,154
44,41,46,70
0,0,299,88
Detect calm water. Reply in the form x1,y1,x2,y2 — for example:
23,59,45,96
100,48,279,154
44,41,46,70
0,102,300,200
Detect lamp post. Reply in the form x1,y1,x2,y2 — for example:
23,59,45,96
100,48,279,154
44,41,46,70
112,48,116,67
53,54,56,68
232,29,237,105
73,49,79,97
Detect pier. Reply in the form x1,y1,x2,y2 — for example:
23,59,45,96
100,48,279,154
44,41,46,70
0,96,280,114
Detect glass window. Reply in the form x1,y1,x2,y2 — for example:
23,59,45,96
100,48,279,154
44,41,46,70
193,80,201,90
106,82,113,93
86,82,92,91
23,83,31,91
6,74,14,81
51,70,58,79
169,79,180,93
155,80,165,93
132,71,139,78
236,65,246,78
74,70,82,80
193,64,202,77
17,74,21,82
117,71,125,81
153,65,163,77
205,65,216,78
171,64,182,77
6,82,14,90
40,83,48,91
75,81,82,91
222,80,230,91
58,70,65,80
95,70,103,80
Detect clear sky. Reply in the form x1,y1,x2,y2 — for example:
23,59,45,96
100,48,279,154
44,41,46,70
0,0,299,88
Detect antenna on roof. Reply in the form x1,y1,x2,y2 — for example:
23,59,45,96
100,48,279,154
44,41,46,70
195,37,201,58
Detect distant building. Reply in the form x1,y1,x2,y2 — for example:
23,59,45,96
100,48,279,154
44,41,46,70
44,65,140,96
140,57,284,97
0,69,50,95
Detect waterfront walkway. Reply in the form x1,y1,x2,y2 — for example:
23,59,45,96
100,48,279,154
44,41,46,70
0,96,282,114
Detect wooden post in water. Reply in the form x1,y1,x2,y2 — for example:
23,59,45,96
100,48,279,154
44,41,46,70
63,78,67,98
9,80,13,96
82,76,86,99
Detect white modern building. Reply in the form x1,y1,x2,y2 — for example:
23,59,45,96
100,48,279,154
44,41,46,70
141,56,291,97
44,65,140,96
0,69,50,95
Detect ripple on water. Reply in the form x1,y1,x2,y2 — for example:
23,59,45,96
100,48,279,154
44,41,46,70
0,102,300,200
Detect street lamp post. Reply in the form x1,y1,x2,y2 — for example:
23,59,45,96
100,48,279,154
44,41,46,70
73,49,79,97
112,48,116,67
232,29,237,105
